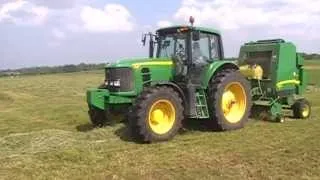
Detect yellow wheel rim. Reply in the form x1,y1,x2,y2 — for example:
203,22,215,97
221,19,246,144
302,105,310,118
221,82,247,123
148,99,176,135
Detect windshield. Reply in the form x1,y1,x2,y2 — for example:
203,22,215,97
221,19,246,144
156,32,187,59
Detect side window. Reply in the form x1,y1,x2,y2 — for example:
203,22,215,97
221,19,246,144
176,38,187,61
159,36,174,58
192,33,210,65
210,35,220,59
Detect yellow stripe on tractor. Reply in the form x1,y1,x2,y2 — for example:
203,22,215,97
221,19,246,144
276,80,300,89
132,61,173,69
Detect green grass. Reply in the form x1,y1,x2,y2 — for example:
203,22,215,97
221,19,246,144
0,67,320,179
305,59,320,66
305,60,320,86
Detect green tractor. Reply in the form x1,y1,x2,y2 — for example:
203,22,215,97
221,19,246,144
86,17,311,143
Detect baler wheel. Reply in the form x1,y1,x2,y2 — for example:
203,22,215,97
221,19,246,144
208,69,252,131
292,99,311,119
128,86,184,143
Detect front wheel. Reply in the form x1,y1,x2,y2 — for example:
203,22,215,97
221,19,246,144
208,69,252,131
88,106,107,127
128,86,184,143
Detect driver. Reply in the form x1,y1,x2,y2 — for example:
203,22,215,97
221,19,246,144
177,43,185,58
192,42,207,66
174,43,187,76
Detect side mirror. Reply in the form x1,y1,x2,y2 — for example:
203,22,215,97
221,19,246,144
141,34,147,46
192,31,200,41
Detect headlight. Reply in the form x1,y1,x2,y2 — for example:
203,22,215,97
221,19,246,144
113,79,121,87
107,79,121,87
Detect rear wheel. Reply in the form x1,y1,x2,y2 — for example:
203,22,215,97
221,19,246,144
208,69,252,130
292,99,311,119
128,86,184,143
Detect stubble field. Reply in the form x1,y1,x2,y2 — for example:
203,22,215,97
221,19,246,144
0,61,319,180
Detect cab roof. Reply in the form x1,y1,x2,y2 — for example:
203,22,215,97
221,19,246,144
156,25,221,35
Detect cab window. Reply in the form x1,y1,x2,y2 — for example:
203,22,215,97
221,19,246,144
191,33,210,65
209,35,220,59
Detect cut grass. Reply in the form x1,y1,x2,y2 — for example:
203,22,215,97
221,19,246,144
0,65,319,180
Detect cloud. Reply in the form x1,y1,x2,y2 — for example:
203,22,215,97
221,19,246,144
47,41,60,47
157,20,173,28
80,4,134,33
174,0,320,32
0,0,26,22
155,0,320,56
0,0,49,26
0,2,136,34
29,0,76,9
52,28,65,39
66,23,82,33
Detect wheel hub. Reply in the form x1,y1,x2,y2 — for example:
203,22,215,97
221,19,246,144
222,91,237,114
302,105,310,118
221,82,247,123
150,109,165,125
148,100,176,135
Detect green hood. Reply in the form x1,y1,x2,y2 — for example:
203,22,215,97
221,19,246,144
105,57,173,68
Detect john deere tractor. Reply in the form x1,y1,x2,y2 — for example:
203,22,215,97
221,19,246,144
86,18,311,143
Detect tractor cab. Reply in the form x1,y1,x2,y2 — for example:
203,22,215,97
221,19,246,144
142,22,226,116
142,17,224,85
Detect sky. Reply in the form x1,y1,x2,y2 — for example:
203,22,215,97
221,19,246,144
1,0,320,69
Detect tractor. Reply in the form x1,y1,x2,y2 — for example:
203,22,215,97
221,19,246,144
86,17,311,143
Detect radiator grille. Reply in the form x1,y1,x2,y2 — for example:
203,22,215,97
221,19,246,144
105,67,134,92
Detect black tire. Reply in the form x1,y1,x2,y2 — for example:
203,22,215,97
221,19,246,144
88,106,107,127
207,69,252,131
128,86,184,143
292,99,311,119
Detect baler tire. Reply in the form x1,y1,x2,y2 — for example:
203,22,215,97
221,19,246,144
128,86,184,143
88,106,107,128
207,69,252,131
292,99,311,119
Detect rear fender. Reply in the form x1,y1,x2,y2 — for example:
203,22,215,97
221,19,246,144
201,61,239,88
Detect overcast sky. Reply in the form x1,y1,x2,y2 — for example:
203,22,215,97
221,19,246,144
1,0,320,69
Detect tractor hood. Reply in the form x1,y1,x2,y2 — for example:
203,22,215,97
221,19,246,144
104,57,174,95
105,57,173,69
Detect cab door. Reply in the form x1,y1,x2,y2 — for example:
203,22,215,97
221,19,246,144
187,31,221,85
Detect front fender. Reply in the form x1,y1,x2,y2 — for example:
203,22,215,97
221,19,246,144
150,81,188,116
86,88,109,110
86,88,134,111
201,61,239,88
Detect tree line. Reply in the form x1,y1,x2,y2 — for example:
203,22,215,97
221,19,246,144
1,52,319,77
299,53,320,60
0,63,106,77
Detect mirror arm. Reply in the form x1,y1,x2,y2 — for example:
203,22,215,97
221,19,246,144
141,32,159,57
141,33,147,46
149,35,154,58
